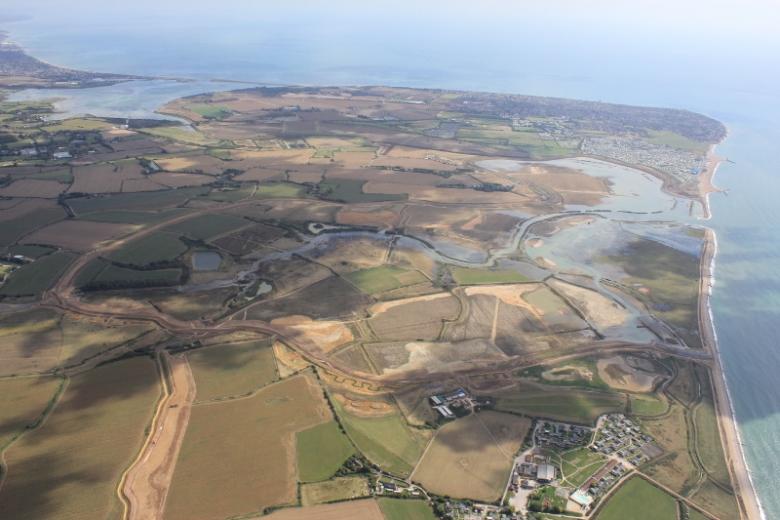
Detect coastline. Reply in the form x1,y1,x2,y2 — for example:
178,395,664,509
699,149,764,519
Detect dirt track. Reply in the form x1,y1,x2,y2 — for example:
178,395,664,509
121,352,196,520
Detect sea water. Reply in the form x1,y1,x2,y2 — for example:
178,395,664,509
2,1,779,516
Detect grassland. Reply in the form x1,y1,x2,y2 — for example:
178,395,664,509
66,187,209,215
645,130,709,154
188,339,277,402
0,206,66,246
630,394,668,416
558,448,607,489
0,357,160,520
164,213,249,241
495,382,626,425
187,104,232,120
377,498,437,520
596,477,678,520
296,421,355,482
412,411,531,502
300,476,369,506
345,265,427,294
86,263,183,289
107,232,187,266
6,244,56,258
165,375,329,520
331,396,428,477
0,376,63,449
138,125,221,146
0,252,76,297
450,266,530,285
76,208,188,224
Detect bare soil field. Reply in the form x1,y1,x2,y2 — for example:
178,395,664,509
336,206,403,228
0,357,160,520
260,498,384,520
0,179,67,198
21,220,136,252
366,338,505,376
597,355,661,392
122,354,195,520
154,155,225,175
164,375,329,520
549,278,631,330
412,411,531,502
269,316,353,354
368,293,460,341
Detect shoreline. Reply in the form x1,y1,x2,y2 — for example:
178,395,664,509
699,148,764,519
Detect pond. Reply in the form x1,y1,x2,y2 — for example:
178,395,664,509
191,251,222,271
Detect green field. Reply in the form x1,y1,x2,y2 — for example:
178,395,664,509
694,396,730,485
332,398,428,477
596,477,678,520
300,476,369,506
188,339,277,402
495,383,626,425
77,209,189,225
450,266,531,285
6,244,57,259
254,182,307,199
528,485,567,514
630,394,668,416
0,357,160,520
345,265,427,294
377,498,437,520
558,448,607,489
296,421,355,482
187,104,232,120
138,126,221,146
82,263,182,290
66,187,209,215
318,179,406,203
645,130,709,154
0,252,76,297
165,213,249,241
107,232,187,266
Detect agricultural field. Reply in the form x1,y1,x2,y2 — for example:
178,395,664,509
300,476,369,506
0,357,160,520
331,395,430,477
107,232,188,266
164,375,330,520
296,421,355,482
378,498,437,520
164,213,250,241
0,252,75,298
0,376,63,449
494,381,626,425
187,338,277,402
263,499,384,520
345,265,428,295
450,266,530,285
412,411,531,502
595,477,678,520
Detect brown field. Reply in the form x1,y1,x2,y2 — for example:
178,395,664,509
234,168,285,182
120,177,167,192
412,411,531,502
0,179,67,198
0,198,64,221
0,376,62,448
69,162,147,194
308,236,389,273
260,499,384,520
164,375,330,520
336,206,403,228
300,476,370,506
21,220,137,252
258,199,340,223
148,172,214,188
0,357,160,520
370,155,460,172
0,308,63,375
273,341,312,378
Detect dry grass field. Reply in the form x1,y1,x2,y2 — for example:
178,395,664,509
164,375,330,520
261,498,384,520
368,293,460,341
0,179,67,198
412,411,531,502
187,338,277,402
0,376,62,449
300,476,370,505
0,357,160,520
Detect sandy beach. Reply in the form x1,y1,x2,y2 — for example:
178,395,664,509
700,225,764,519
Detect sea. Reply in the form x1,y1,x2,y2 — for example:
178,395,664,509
2,2,779,517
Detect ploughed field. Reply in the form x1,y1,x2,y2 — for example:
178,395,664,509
0,84,737,519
